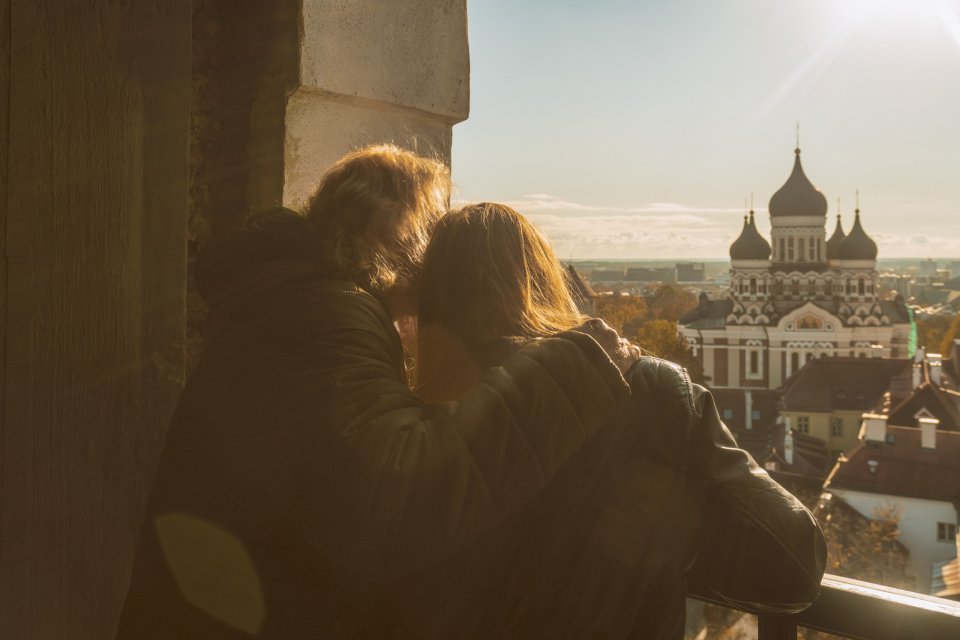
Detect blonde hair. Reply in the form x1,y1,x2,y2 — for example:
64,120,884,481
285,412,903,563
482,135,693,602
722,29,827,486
418,202,583,347
303,144,451,294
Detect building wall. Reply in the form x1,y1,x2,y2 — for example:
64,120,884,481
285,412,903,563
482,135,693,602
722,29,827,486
782,410,863,457
831,488,959,593
0,2,470,638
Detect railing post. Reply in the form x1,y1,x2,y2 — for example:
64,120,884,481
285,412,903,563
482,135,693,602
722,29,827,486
758,615,797,640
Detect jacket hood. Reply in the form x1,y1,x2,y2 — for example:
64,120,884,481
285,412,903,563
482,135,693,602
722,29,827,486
195,208,330,317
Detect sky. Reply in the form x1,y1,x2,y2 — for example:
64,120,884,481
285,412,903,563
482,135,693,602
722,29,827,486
450,0,960,260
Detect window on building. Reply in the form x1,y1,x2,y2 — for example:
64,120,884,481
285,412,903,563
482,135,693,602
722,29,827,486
722,409,733,420
858,278,865,295
749,350,759,375
750,277,757,295
787,238,795,262
792,279,800,296
830,417,844,437
797,416,810,433
937,522,958,542
779,238,785,261
798,238,806,261
790,352,800,374
751,410,761,421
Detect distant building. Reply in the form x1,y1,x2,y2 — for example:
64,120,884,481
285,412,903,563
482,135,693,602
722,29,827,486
680,146,913,392
745,422,833,493
887,348,960,431
676,262,706,282
779,357,912,458
824,414,960,593
590,269,625,283
625,266,675,283
565,264,597,316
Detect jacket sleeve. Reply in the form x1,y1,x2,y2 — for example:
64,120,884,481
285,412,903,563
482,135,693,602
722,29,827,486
682,377,827,614
300,290,631,584
627,358,826,614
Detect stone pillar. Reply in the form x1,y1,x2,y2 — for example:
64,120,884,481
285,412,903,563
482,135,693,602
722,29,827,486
284,0,470,206
0,2,191,639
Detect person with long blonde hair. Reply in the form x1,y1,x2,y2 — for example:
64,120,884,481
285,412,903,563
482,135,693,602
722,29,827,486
386,202,826,639
415,202,590,402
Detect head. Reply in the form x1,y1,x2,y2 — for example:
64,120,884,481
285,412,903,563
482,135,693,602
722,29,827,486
303,144,451,302
417,202,583,348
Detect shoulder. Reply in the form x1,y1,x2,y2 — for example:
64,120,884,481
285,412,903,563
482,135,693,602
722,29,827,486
626,356,697,420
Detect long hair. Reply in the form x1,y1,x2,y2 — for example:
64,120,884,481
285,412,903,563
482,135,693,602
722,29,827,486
418,202,583,349
303,144,451,294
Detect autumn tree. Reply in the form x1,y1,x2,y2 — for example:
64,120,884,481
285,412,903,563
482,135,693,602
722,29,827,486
646,284,698,322
939,313,960,356
915,314,954,352
814,497,912,589
594,295,649,337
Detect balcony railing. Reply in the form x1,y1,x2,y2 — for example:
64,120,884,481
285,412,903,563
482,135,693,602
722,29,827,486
690,573,960,639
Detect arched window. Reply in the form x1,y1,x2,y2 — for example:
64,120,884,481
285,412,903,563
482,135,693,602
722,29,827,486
792,279,800,296
779,238,785,261
798,238,806,262
858,279,865,295
750,277,757,295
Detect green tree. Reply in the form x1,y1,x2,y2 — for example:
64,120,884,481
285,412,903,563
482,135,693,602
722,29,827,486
634,319,706,385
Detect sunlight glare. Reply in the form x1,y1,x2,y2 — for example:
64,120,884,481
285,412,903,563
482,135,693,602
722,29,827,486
835,0,946,29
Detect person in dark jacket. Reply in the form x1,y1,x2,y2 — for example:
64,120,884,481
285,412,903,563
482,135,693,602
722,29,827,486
115,147,640,639
387,203,827,639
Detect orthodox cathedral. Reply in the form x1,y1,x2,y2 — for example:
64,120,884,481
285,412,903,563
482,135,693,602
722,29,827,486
680,146,913,392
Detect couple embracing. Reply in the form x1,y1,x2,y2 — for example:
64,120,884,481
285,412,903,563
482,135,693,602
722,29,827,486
117,145,825,639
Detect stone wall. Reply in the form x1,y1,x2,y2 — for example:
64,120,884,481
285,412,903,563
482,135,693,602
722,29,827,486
0,1,469,637
0,2,191,638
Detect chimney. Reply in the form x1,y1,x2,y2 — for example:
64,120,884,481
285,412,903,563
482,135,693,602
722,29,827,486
912,363,923,389
929,353,943,387
919,417,939,449
860,413,888,443
784,429,794,466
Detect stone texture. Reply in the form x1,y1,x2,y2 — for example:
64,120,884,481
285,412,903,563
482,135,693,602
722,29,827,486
0,2,191,638
283,88,454,207
301,0,469,122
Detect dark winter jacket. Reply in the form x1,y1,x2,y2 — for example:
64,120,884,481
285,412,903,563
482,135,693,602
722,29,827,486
114,211,631,639
378,351,827,639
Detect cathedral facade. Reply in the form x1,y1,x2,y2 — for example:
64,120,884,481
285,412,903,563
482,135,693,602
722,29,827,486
680,147,913,391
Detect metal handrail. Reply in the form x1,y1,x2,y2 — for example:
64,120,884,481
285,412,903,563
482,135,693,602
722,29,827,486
690,573,960,640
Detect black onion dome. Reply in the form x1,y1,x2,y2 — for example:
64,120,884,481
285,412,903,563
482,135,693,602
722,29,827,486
768,149,828,217
730,211,771,260
838,210,878,260
826,214,846,259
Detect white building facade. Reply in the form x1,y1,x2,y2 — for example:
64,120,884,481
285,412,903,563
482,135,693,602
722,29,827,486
680,147,913,390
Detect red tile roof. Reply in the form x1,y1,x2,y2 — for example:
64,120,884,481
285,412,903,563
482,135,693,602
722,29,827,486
781,357,912,413
825,426,960,503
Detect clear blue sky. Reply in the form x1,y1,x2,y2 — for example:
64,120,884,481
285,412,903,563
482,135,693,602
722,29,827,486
451,0,960,260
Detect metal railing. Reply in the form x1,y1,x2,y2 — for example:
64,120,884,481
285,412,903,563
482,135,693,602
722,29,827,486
690,573,960,639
